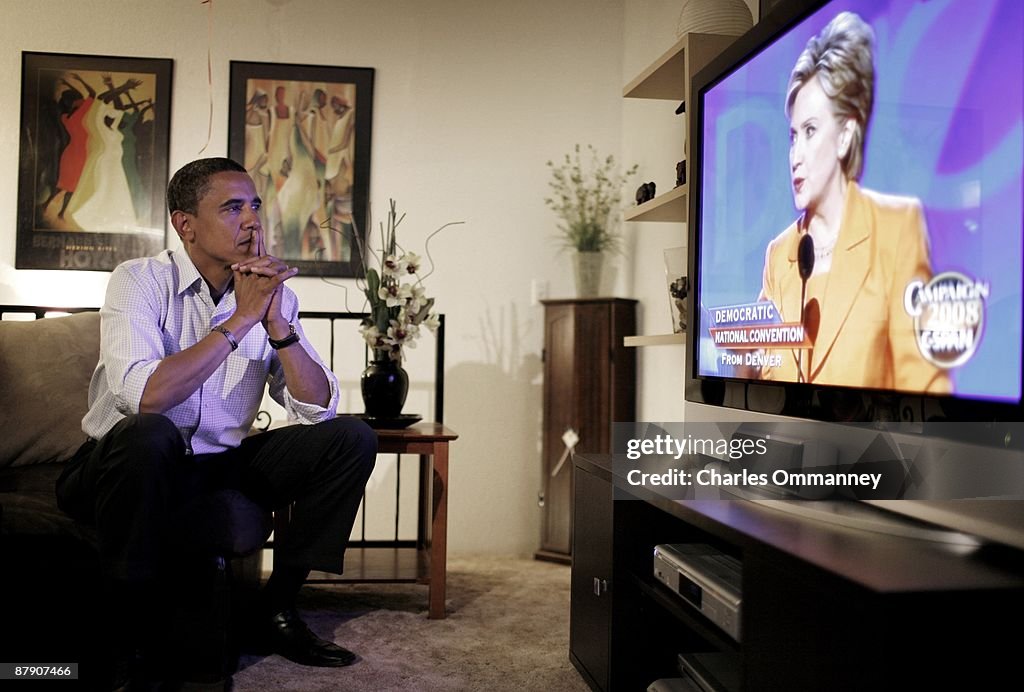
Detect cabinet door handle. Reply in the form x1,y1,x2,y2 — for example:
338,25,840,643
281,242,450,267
593,577,609,596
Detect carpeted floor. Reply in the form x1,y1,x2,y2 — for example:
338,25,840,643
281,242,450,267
232,556,590,691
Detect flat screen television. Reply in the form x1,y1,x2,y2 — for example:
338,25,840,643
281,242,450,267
683,0,1024,548
686,0,1023,425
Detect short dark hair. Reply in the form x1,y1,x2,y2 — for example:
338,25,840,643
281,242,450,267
166,157,247,215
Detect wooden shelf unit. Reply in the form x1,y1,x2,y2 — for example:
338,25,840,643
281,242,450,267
622,32,736,342
623,333,684,347
622,32,738,225
624,184,687,223
623,33,738,101
307,545,427,583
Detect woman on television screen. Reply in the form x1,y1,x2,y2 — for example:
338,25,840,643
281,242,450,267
756,11,949,394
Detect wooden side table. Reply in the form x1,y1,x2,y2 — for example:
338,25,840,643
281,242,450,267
280,421,458,619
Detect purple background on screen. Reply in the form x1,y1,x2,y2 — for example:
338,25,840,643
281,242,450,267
696,0,1023,401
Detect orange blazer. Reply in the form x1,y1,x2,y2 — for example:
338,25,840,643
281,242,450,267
758,182,950,394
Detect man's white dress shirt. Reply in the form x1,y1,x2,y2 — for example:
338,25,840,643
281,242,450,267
83,249,339,454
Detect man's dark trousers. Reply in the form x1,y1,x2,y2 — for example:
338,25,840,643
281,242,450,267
56,413,377,675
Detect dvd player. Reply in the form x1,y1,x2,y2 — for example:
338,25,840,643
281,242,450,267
653,543,742,642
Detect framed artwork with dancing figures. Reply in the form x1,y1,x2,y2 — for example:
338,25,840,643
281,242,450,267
228,61,375,278
16,51,173,271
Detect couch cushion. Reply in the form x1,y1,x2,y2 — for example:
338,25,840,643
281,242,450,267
0,312,100,468
0,462,97,543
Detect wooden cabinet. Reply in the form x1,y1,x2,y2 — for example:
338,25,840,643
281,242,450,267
536,299,636,563
571,452,1024,691
569,461,614,690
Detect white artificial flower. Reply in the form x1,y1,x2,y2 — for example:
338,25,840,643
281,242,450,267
359,325,387,350
358,200,459,361
385,320,420,349
382,254,407,278
402,251,422,275
422,313,441,332
378,282,413,308
407,284,428,314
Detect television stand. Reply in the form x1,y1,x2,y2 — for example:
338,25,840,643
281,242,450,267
570,453,1024,691
720,489,983,547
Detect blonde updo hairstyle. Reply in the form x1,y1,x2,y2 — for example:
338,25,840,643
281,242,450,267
785,12,875,182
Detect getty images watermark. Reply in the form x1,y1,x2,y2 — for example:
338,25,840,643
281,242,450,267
612,421,1024,501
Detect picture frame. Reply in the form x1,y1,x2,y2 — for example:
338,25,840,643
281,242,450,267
16,51,173,271
228,61,374,279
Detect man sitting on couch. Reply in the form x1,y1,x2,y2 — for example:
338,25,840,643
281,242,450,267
55,157,376,680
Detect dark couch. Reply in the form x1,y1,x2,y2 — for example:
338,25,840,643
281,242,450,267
0,310,266,687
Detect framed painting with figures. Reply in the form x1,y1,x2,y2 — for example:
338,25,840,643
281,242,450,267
228,61,374,278
16,51,173,271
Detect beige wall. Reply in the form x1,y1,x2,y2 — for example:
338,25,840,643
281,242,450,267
0,0,767,556
0,0,627,557
622,0,758,421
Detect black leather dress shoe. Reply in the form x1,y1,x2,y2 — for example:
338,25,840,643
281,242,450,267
265,608,357,667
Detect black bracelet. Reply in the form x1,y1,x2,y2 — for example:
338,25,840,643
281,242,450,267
268,323,300,350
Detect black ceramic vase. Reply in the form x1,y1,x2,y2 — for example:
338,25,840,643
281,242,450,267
361,358,409,418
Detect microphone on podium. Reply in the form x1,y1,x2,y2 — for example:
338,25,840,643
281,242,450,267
797,234,815,382
798,234,815,304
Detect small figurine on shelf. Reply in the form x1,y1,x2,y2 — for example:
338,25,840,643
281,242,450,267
676,160,687,187
663,246,687,332
635,181,657,205
669,275,689,332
